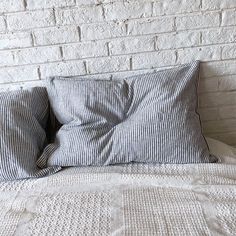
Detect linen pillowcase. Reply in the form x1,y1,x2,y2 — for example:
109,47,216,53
0,87,61,181
37,79,130,167
38,61,215,168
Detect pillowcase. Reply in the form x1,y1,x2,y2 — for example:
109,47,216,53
0,87,61,181
38,61,216,168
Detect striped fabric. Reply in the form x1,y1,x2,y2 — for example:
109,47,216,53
38,61,215,168
0,87,61,180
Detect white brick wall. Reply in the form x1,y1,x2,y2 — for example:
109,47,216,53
103,1,152,20
7,10,55,31
0,32,32,49
0,1,25,13
0,0,236,145
153,0,201,15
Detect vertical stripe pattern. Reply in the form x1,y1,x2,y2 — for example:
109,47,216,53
0,87,61,180
38,61,215,168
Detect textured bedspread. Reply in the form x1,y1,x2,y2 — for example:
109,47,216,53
1,162,236,236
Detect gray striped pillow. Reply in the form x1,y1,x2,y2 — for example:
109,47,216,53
0,87,61,180
38,61,215,168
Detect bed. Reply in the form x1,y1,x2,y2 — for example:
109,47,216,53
1,62,236,235
1,138,236,236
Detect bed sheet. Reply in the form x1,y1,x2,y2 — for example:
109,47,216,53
0,138,236,236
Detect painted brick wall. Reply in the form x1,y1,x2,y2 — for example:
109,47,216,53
0,0,236,145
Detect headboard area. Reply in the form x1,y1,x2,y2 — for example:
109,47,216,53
0,0,236,145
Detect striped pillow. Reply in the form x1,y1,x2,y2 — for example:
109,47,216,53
38,61,216,168
0,87,61,180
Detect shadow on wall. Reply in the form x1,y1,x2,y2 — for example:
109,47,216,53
198,62,236,146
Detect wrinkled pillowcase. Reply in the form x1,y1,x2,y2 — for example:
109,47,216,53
0,87,61,180
38,61,216,168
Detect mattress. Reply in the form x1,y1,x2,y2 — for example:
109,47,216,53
1,139,236,236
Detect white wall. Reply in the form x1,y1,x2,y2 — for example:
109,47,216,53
0,0,236,145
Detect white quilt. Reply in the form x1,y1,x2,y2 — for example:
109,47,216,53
1,139,236,236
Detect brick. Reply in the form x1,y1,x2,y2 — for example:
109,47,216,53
56,5,103,25
222,45,236,59
7,10,55,31
33,26,79,46
0,66,39,84
201,27,236,45
128,17,174,36
0,16,6,33
215,91,236,106
0,80,44,92
219,105,236,119
213,132,236,146
109,36,154,55
177,46,221,64
63,41,108,59
87,56,130,74
14,47,61,65
202,0,236,10
199,93,219,108
104,1,152,20
132,51,176,70
200,91,236,108
157,32,200,50
198,77,218,93
198,108,219,121
200,61,236,78
0,0,24,13
27,0,75,10
81,22,126,41
40,61,86,78
176,12,220,30
202,119,236,133
78,0,147,4
0,51,14,67
222,9,236,26
219,75,236,91
76,0,99,5
153,0,200,16
111,68,156,80
0,32,32,50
